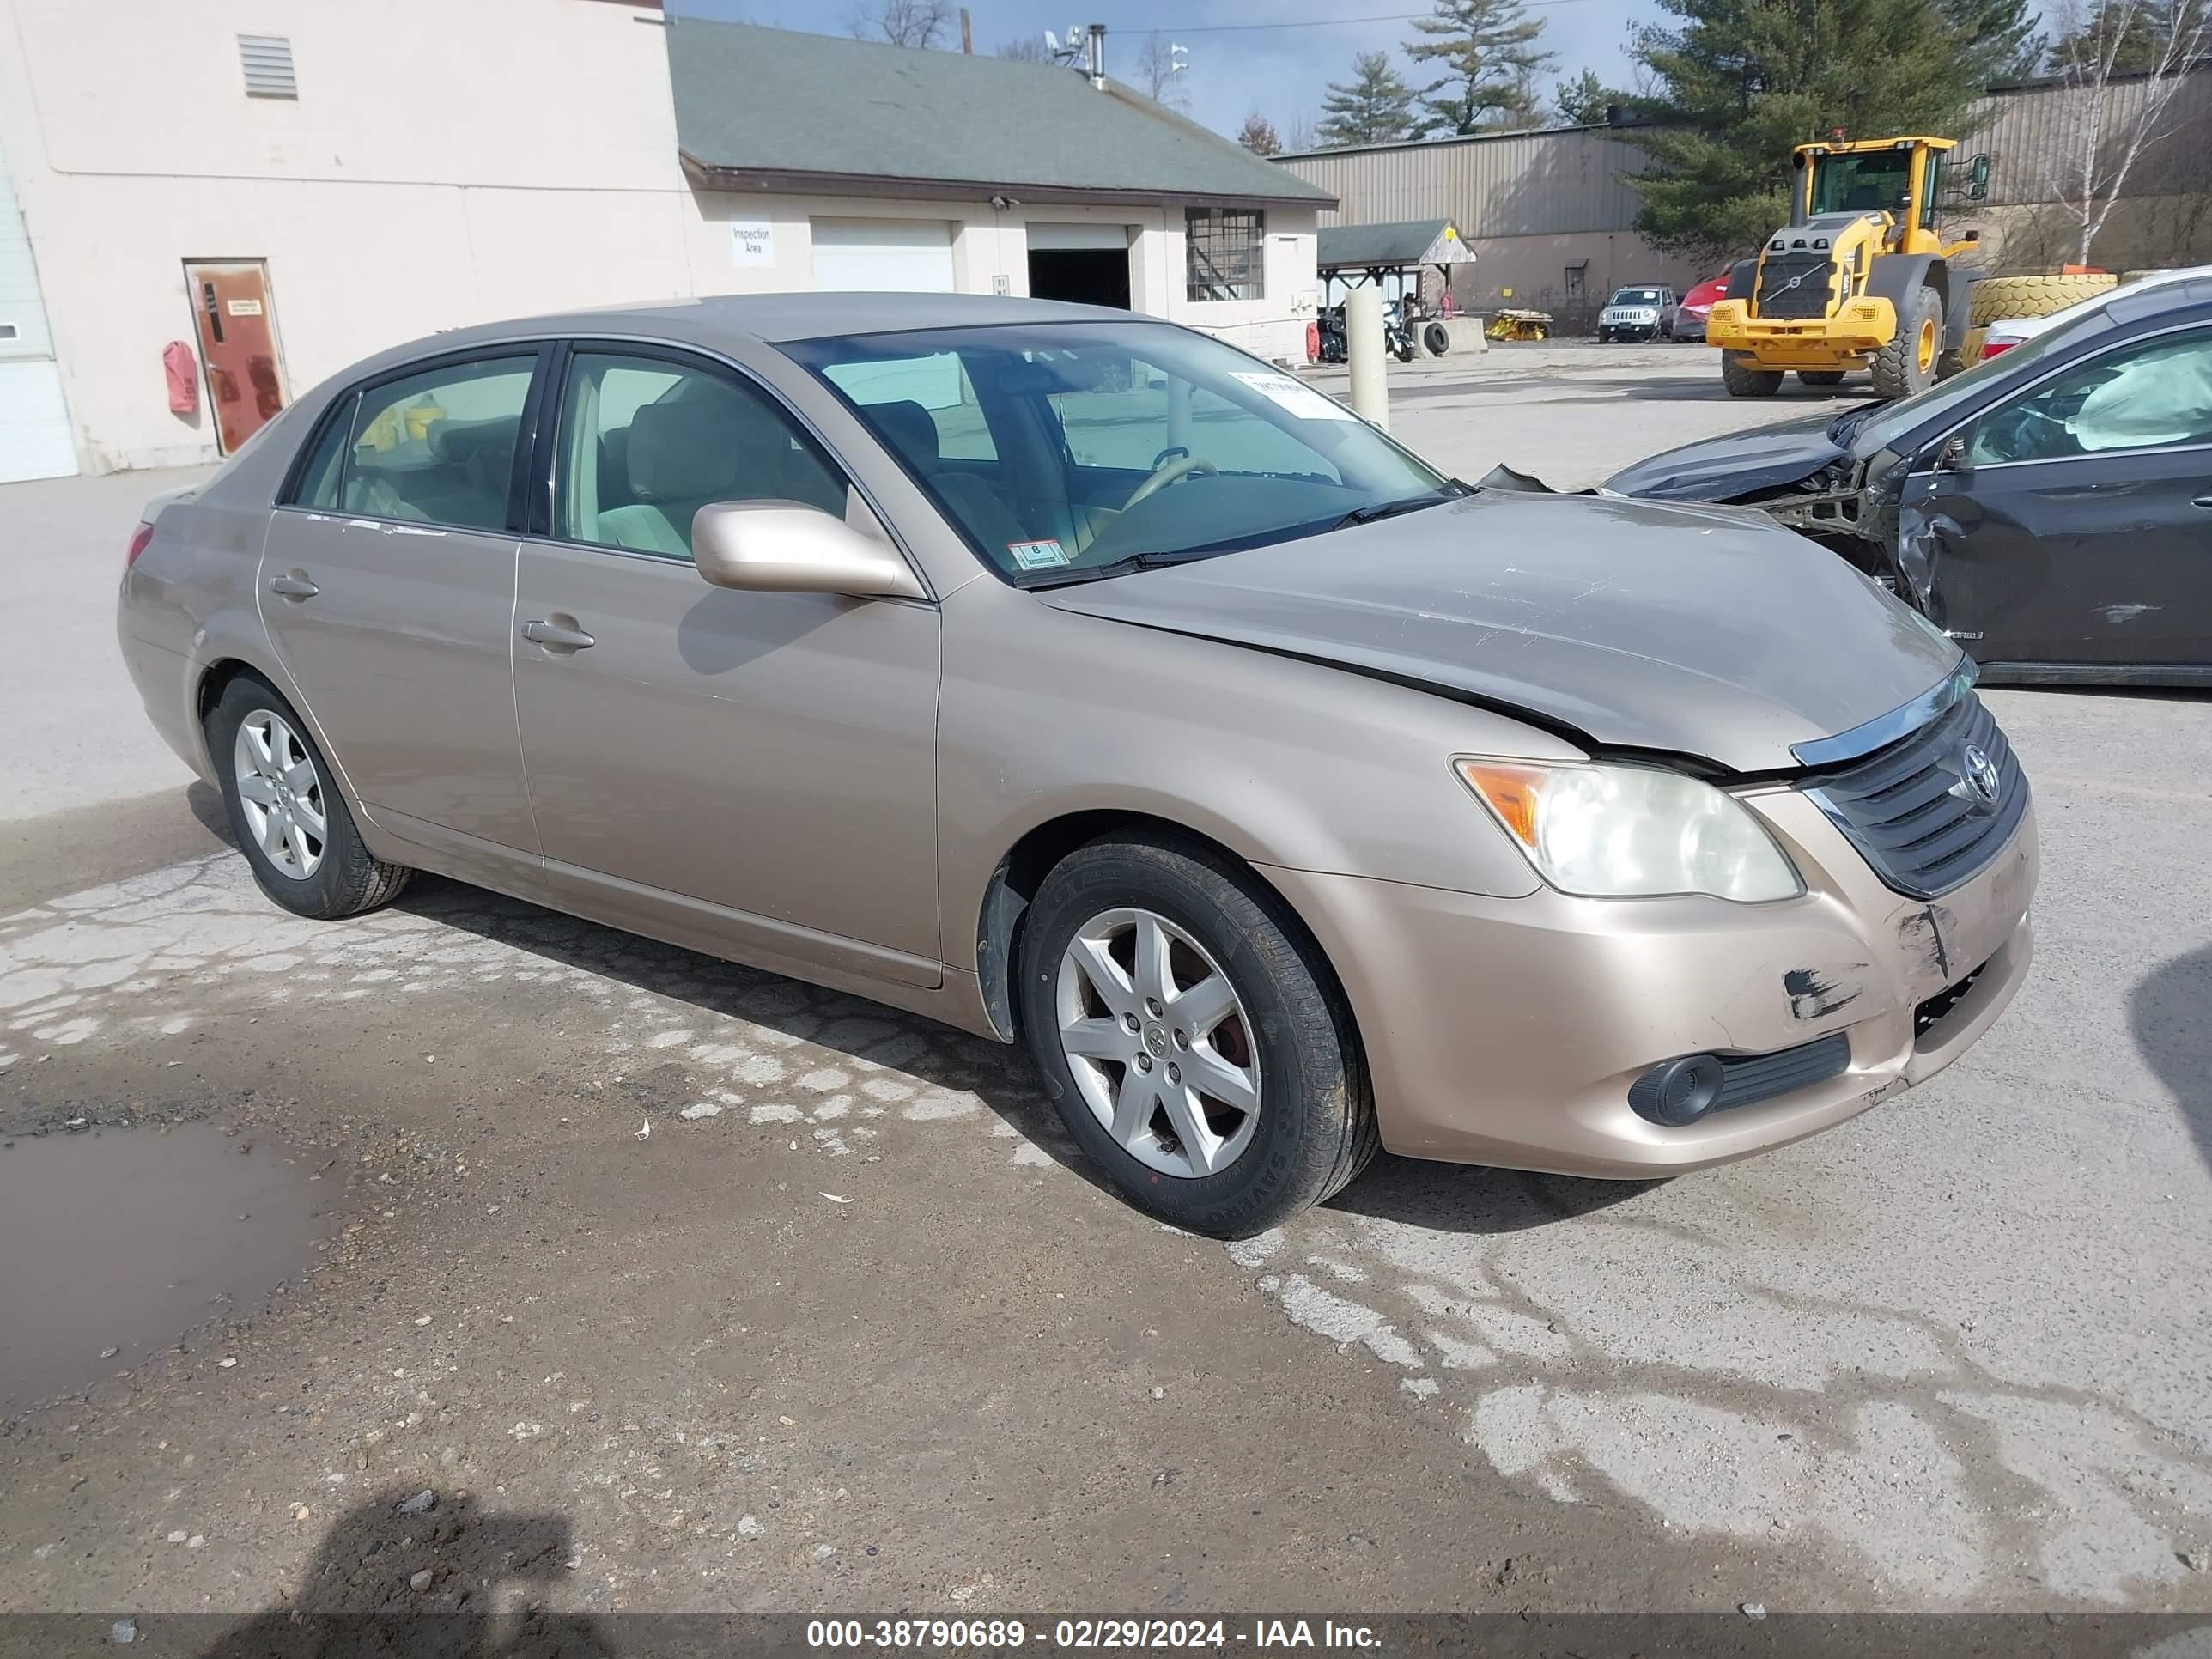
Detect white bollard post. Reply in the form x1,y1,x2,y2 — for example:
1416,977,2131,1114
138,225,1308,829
1346,285,1388,431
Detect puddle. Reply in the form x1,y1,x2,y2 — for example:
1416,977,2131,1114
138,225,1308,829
0,1124,334,1412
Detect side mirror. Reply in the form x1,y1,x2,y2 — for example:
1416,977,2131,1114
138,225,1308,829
1967,154,1991,202
690,500,927,601
1935,432,1972,474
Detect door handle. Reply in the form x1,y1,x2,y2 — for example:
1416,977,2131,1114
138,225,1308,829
2192,495,2212,509
267,572,319,600
521,618,596,650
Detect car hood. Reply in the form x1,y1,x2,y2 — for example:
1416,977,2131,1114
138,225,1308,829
1602,416,1846,502
1037,491,1960,774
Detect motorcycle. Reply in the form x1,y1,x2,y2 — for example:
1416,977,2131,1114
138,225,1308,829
1316,303,1415,364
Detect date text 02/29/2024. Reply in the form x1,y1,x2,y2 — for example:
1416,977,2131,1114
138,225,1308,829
805,1619,1383,1650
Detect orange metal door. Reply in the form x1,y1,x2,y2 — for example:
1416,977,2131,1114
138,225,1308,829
184,261,286,454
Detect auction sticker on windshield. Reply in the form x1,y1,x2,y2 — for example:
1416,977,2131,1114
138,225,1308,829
1008,538,1070,570
1231,371,1356,421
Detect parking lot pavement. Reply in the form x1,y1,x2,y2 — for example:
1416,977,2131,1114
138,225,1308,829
3,393,2209,1622
1308,340,1873,490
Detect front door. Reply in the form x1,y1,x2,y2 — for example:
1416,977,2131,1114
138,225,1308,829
512,345,943,986
1905,322,2212,669
185,261,287,455
258,349,542,874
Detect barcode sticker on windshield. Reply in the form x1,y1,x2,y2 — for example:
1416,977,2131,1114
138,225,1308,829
1231,370,1357,422
1007,538,1069,570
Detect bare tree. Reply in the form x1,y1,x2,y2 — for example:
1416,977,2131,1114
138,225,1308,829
2045,0,2212,262
1134,33,1191,112
997,35,1052,62
848,0,954,49
1283,111,1321,152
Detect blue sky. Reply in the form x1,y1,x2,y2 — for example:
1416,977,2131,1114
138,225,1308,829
673,0,1650,142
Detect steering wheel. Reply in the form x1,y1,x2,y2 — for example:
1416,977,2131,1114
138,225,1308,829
1125,451,1218,510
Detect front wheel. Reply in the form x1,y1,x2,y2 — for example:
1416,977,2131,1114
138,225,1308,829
1016,831,1376,1237
207,673,412,920
1722,355,1784,397
1870,285,1943,398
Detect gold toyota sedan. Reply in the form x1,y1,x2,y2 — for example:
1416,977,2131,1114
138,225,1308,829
119,295,2035,1237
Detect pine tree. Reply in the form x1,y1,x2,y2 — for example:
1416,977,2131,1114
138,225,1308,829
1404,0,1557,134
1237,111,1284,155
1946,0,2046,82
1316,51,1423,146
1625,0,2004,264
1553,67,1627,125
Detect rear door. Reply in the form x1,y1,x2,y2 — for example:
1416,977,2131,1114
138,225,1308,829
1904,322,2212,669
258,348,544,876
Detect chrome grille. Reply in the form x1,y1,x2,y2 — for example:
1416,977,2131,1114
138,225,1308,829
1754,252,1834,319
1800,694,2027,900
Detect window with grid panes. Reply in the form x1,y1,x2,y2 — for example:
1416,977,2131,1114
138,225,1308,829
1185,208,1265,302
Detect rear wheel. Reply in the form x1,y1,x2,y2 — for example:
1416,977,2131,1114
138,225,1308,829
1869,286,1942,399
207,673,411,920
1798,369,1848,386
1722,355,1784,397
1016,830,1376,1237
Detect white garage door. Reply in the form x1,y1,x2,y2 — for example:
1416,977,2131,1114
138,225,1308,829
0,133,76,483
810,218,956,294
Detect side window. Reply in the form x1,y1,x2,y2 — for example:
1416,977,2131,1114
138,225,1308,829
822,351,998,465
1970,329,2212,465
556,351,848,560
287,392,356,509
344,356,535,531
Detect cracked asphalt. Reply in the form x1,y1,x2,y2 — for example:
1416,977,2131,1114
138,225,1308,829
1,355,2209,1630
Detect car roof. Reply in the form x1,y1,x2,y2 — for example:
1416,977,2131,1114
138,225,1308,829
394,292,1135,358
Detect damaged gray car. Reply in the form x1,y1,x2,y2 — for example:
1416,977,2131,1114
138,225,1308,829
1600,272,2212,684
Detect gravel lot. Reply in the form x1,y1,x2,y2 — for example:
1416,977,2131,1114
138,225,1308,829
1,347,2207,1632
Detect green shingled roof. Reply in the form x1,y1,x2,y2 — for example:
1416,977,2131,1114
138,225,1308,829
1317,220,1474,270
665,20,1334,207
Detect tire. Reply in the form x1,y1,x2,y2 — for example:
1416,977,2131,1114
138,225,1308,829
1869,285,1943,398
1393,340,1414,363
1597,328,1613,344
1015,830,1377,1237
1721,354,1784,397
1798,369,1848,386
207,672,411,920
1966,272,2117,327
1421,320,1451,357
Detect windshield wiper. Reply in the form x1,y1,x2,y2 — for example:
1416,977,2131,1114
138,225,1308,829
1020,550,1209,589
1331,482,1471,532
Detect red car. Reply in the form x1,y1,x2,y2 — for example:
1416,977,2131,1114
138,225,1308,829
1671,273,1730,342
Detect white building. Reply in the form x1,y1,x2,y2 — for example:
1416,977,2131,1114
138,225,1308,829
0,0,1330,479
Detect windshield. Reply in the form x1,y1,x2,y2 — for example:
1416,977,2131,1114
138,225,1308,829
782,321,1450,585
1838,299,2119,451
1808,150,1912,216
1610,289,1662,306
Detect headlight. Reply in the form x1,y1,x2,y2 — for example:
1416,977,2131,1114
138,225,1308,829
1455,759,1804,902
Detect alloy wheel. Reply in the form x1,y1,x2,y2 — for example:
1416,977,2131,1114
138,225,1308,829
1055,907,1261,1179
233,709,327,880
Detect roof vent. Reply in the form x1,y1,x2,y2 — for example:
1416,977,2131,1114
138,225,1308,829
239,34,297,100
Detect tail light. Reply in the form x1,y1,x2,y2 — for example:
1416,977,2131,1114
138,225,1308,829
125,522,155,568
1980,339,2016,361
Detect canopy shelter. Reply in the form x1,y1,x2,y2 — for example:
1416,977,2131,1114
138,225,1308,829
1316,218,1474,305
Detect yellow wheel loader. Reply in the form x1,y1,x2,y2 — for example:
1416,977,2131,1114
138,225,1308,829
1706,136,1988,399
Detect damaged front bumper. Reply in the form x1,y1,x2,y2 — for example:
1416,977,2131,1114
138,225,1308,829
1709,297,1899,365
1266,778,2036,1176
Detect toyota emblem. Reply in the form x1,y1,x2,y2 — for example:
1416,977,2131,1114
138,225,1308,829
1960,743,2002,811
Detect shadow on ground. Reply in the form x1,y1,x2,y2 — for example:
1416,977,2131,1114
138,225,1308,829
392,874,1629,1238
2130,943,2211,1177
195,1490,611,1656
